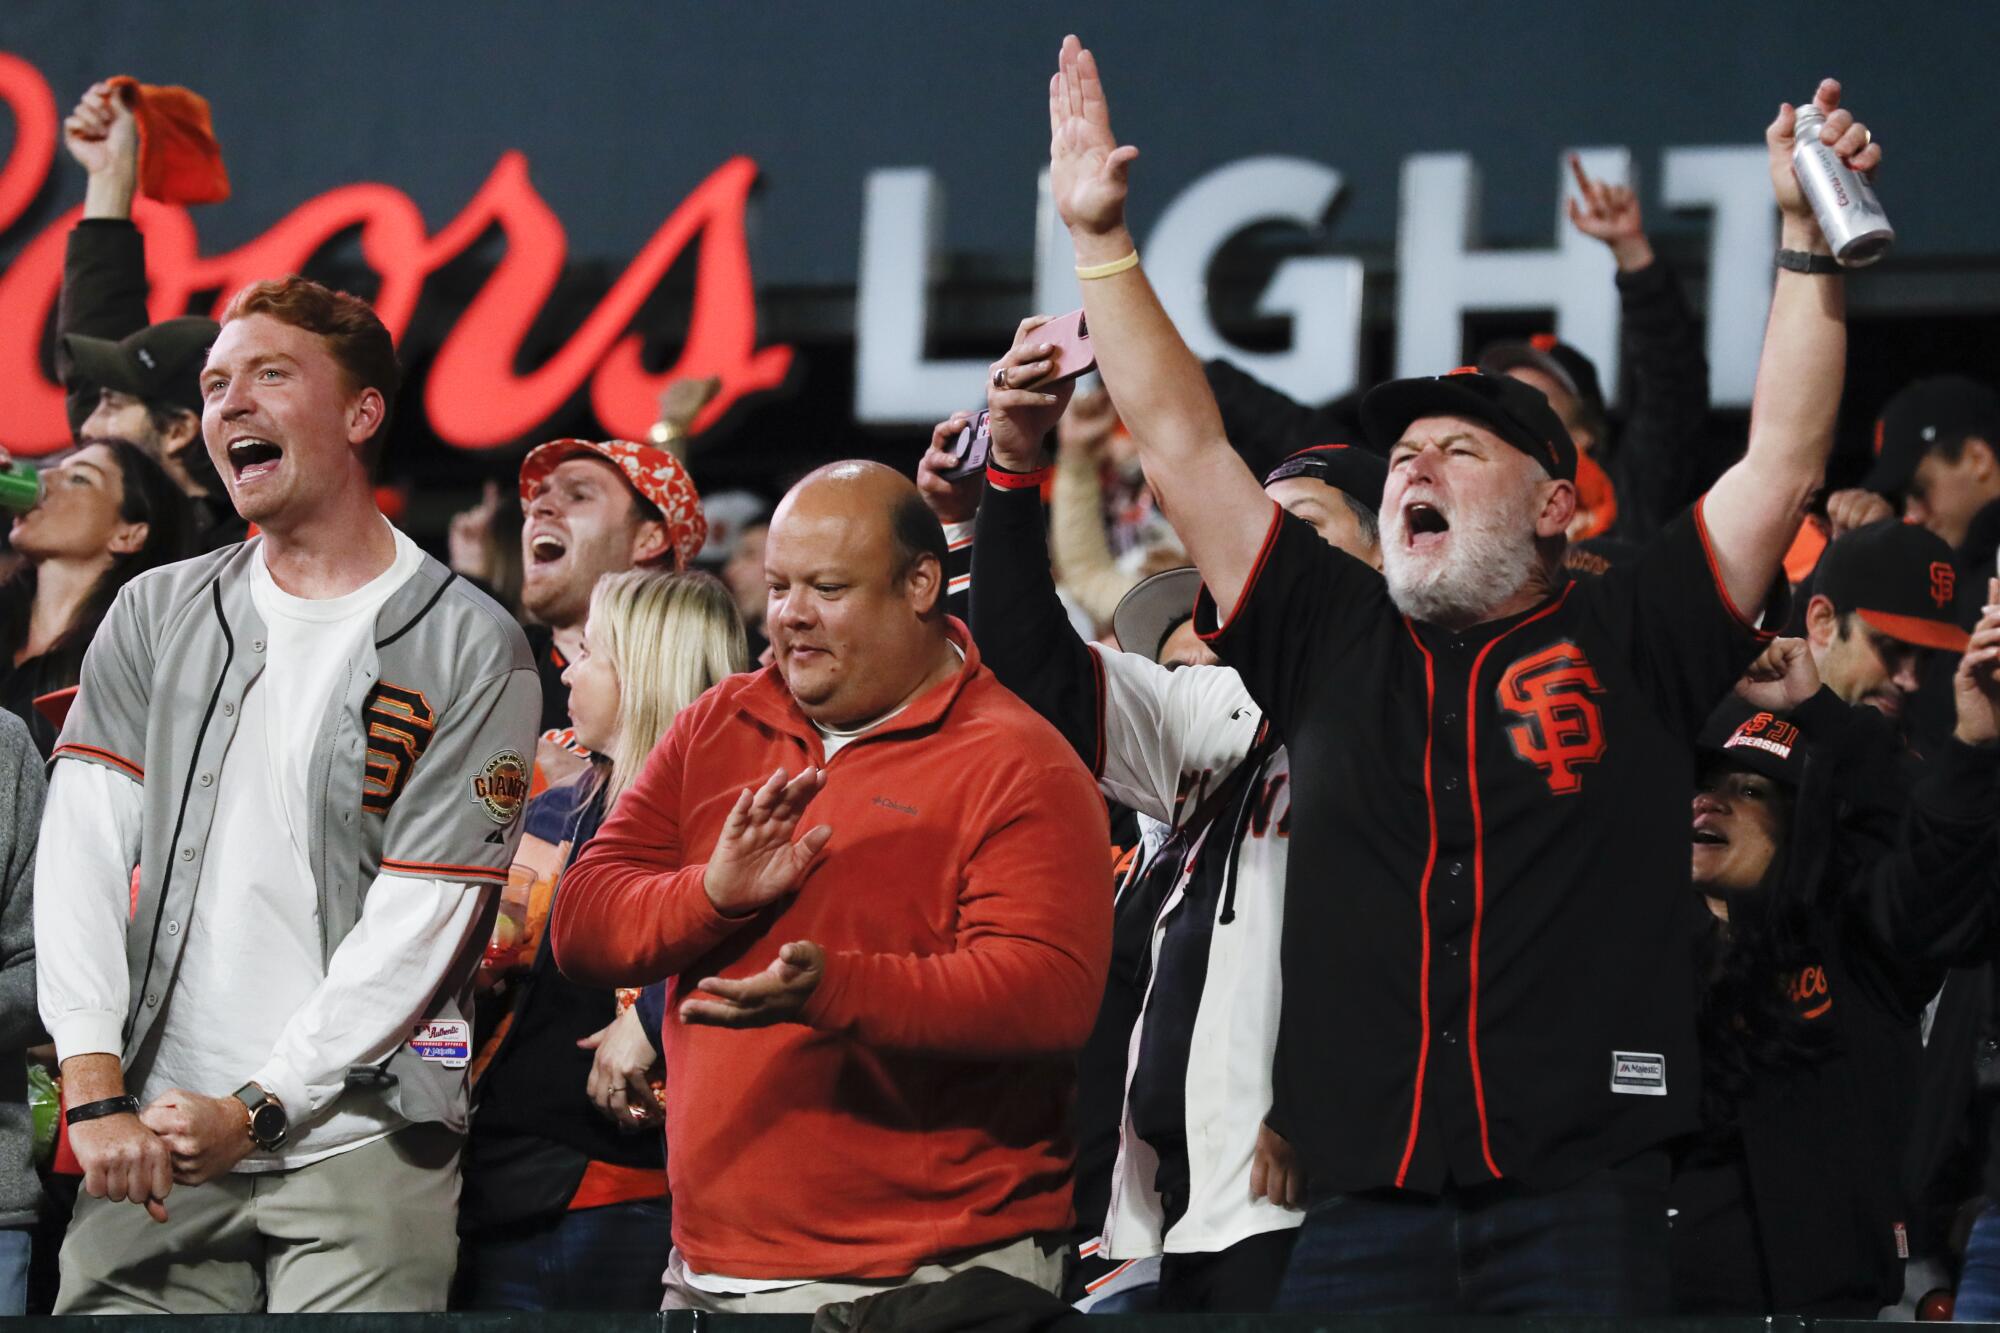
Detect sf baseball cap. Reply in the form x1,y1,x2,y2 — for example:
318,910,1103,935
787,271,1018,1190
1698,695,1811,789
1477,333,1607,426
518,438,707,570
1262,442,1389,510
1113,566,1203,663
1361,368,1577,483
61,316,220,419
1863,375,2000,500
1814,519,1969,653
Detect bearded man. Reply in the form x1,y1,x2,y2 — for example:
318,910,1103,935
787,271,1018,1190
1041,35,1876,1314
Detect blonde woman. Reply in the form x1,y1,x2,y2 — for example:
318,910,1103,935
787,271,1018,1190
458,569,745,1312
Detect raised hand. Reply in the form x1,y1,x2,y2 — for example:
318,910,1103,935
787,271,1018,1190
66,80,139,221
916,411,982,526
1953,579,2000,747
680,940,825,1029
447,479,502,581
1565,154,1652,273
987,315,1075,471
657,375,723,435
1735,636,1822,712
701,766,832,916
1767,78,1883,221
1048,35,1140,244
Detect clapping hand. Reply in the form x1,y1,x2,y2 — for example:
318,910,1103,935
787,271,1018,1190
680,941,825,1029
700,767,831,917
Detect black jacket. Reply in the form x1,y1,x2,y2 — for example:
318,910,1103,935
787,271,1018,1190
1676,693,2000,1313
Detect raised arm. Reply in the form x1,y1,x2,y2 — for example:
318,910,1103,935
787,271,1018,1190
1699,80,1880,617
1047,36,1272,618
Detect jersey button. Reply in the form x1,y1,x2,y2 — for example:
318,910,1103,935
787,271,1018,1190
252,639,266,653
1447,860,1464,877
222,702,235,717
179,846,195,863
144,993,158,1008
1442,713,1459,727
198,773,213,787
1443,940,1462,958
1440,1027,1459,1045
1444,775,1460,791
165,920,180,936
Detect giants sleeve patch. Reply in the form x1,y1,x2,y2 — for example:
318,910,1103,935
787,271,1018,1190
364,682,438,814
472,749,530,825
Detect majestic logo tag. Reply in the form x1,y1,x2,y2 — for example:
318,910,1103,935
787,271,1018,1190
1931,560,1956,609
472,749,530,825
1496,641,1607,795
1610,1050,1666,1096
363,682,437,814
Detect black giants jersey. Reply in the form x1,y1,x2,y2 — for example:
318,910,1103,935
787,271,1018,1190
1196,499,1769,1196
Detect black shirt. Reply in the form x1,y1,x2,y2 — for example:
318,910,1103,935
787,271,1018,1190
1197,499,1767,1195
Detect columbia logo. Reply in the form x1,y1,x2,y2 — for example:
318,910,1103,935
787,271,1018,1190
872,795,917,816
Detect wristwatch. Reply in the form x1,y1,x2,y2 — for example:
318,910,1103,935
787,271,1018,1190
1775,247,1842,275
232,1082,289,1152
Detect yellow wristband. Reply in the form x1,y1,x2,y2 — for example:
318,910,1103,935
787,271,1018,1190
1074,251,1140,281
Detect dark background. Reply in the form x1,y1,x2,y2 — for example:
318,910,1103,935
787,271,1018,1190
6,1,2000,540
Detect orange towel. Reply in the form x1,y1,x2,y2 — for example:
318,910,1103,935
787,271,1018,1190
106,76,230,206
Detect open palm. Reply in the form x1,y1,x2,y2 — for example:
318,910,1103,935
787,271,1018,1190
1048,35,1139,238
703,766,831,916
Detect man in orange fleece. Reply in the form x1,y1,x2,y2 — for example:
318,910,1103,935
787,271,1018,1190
551,460,1112,1313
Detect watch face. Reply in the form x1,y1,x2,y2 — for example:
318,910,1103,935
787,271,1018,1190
249,1103,288,1147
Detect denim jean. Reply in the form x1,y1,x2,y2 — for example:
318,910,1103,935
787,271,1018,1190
457,1197,671,1312
0,1226,29,1317
1275,1155,1671,1315
1956,1201,2000,1321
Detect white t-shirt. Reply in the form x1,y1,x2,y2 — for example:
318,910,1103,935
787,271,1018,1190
141,525,425,1168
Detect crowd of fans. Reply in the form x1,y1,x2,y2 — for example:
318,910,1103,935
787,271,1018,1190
1,37,1999,1323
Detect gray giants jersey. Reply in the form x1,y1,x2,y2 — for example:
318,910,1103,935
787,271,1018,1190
52,538,539,1130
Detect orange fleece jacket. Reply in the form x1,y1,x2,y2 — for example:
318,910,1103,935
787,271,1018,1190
551,622,1112,1280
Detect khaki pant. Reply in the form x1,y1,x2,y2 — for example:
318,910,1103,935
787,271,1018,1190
659,1232,1066,1314
56,1122,461,1314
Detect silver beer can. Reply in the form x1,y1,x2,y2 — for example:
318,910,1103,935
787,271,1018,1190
1791,102,1893,267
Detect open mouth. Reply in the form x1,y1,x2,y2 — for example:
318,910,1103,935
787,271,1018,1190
528,533,568,567
1403,501,1450,548
1691,828,1728,847
228,438,283,483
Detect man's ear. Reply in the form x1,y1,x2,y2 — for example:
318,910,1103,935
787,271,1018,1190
345,387,386,449
161,409,201,458
1536,478,1578,540
1964,437,2000,484
1804,593,1839,650
630,518,673,568
905,552,943,617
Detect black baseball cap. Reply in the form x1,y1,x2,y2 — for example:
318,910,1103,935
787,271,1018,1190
62,317,219,419
1699,695,1811,789
1477,333,1606,426
1361,368,1577,483
1261,442,1388,509
1113,566,1202,663
1814,519,1969,653
1863,375,2000,500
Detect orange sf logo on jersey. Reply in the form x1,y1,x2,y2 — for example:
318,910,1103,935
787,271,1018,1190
1497,642,1607,796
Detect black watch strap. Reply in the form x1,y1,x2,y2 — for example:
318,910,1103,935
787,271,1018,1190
1776,247,1843,275
64,1095,140,1126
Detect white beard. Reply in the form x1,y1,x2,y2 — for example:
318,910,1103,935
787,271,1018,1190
1382,484,1548,628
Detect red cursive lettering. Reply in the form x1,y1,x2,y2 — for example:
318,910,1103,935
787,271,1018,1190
0,53,790,455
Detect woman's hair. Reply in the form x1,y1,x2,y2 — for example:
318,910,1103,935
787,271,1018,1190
1,440,196,688
588,568,748,803
1693,761,1838,1133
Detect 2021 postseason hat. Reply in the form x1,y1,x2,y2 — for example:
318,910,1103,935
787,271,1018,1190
1361,368,1577,483
1814,519,1969,653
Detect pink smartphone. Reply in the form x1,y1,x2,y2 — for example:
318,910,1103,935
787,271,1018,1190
1021,309,1096,386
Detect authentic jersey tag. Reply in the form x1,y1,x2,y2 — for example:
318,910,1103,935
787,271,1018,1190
1895,1221,1910,1259
1610,1050,1667,1096
410,1019,472,1068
